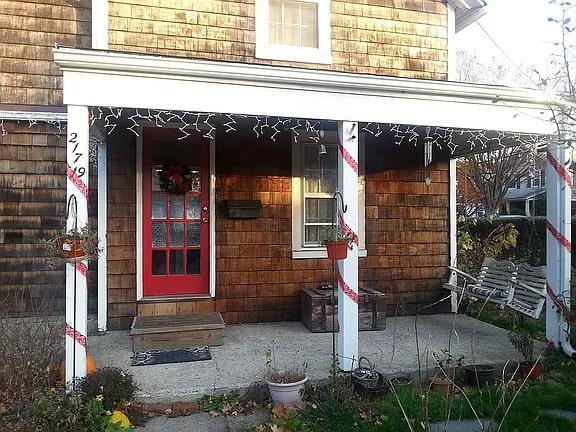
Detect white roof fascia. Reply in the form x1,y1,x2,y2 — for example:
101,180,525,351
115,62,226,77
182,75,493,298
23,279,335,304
53,47,558,135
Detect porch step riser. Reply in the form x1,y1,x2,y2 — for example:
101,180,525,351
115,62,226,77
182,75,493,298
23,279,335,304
133,329,223,351
131,312,225,351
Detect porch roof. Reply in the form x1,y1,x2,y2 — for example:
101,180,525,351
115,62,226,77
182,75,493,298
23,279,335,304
54,47,558,136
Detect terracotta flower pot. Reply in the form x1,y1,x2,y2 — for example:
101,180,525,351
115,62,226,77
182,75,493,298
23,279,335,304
521,363,542,380
60,238,86,261
430,375,454,395
325,241,349,260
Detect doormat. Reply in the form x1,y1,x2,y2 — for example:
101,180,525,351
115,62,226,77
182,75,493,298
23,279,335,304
131,347,212,366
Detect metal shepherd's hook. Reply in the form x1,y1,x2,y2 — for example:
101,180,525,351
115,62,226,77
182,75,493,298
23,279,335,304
66,194,79,232
65,194,79,388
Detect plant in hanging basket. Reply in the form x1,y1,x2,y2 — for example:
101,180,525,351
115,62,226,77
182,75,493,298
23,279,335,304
321,226,352,260
263,349,308,405
159,162,195,195
42,225,101,263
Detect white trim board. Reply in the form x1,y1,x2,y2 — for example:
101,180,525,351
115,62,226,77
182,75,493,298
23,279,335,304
0,110,67,122
54,48,556,135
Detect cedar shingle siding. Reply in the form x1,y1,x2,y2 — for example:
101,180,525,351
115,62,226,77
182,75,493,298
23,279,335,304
0,0,450,325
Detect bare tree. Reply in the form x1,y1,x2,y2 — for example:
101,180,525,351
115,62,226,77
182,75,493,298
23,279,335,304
462,146,540,217
454,52,544,217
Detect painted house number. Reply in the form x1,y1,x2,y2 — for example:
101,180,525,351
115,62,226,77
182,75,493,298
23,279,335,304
69,132,85,177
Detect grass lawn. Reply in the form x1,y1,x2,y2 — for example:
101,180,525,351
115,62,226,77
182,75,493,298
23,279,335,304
256,351,576,432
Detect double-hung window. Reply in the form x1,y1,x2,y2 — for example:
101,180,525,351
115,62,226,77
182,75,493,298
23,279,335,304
255,0,332,64
292,132,365,258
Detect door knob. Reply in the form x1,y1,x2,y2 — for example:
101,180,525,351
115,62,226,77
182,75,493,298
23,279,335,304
202,217,209,223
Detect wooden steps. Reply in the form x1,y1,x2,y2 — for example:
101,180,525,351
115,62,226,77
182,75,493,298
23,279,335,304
130,313,225,352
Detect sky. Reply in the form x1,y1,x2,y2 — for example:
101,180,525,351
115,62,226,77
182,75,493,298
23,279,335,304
454,0,568,87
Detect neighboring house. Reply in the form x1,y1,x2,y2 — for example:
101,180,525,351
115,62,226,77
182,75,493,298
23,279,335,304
503,169,576,217
3,0,554,346
503,170,546,217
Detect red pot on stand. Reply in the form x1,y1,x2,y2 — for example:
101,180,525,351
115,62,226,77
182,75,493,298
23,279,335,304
325,241,349,260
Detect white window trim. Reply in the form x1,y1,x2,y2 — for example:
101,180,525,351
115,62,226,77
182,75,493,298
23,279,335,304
291,131,366,259
255,0,332,64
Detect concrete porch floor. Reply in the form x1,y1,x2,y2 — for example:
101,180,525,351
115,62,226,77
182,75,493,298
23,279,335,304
90,314,535,403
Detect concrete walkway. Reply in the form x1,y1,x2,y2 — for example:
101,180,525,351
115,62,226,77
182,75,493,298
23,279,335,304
91,314,537,403
136,410,269,432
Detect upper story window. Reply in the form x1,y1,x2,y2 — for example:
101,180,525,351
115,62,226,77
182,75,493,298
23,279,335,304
255,0,332,64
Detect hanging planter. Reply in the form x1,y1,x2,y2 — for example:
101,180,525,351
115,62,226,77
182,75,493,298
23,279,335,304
321,226,352,260
42,225,101,263
159,162,194,195
325,241,349,260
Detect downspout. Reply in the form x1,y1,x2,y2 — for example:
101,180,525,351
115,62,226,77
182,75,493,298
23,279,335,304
92,0,109,332
92,0,109,50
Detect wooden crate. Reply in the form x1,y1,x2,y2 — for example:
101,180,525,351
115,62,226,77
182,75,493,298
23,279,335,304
130,313,225,352
300,286,386,333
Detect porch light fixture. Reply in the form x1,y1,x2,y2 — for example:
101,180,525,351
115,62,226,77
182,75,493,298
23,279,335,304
318,143,327,155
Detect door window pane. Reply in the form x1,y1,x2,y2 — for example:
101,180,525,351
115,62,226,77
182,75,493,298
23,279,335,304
169,250,184,274
152,250,166,275
190,169,201,192
186,196,201,219
152,165,162,191
169,195,184,219
186,222,201,246
170,222,184,247
152,222,166,247
152,194,166,219
187,250,201,274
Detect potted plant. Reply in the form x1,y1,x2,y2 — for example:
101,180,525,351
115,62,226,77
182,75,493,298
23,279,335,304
430,350,464,394
321,226,352,260
463,364,495,387
42,225,101,263
508,329,541,379
263,349,308,405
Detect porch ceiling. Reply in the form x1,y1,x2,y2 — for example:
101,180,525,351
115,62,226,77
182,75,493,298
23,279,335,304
54,47,557,135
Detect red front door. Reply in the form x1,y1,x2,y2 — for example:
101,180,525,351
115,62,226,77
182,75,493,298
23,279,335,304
142,128,210,297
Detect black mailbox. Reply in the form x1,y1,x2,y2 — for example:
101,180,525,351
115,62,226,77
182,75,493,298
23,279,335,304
224,200,262,219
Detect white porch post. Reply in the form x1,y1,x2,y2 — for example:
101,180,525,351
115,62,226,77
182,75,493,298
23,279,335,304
449,159,458,312
97,138,108,332
546,139,575,355
65,105,90,385
337,121,359,371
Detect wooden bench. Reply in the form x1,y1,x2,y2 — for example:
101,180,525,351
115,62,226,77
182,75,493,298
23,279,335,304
444,258,546,319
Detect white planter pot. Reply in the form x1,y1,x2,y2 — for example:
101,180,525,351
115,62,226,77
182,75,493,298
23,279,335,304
265,376,308,405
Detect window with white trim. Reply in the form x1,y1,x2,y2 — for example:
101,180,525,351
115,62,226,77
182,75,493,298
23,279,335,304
292,132,365,259
255,0,332,64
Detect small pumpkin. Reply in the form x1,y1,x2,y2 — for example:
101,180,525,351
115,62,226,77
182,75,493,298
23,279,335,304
110,410,131,429
59,354,97,381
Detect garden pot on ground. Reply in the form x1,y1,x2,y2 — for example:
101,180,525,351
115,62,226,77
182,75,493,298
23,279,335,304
325,241,348,260
266,376,308,405
430,376,455,395
521,363,542,380
464,364,495,387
